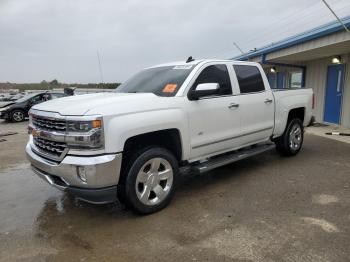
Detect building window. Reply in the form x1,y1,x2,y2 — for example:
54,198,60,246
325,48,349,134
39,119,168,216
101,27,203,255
267,73,276,89
290,72,302,88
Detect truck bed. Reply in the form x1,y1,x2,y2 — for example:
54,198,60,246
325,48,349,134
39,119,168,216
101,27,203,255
272,88,313,137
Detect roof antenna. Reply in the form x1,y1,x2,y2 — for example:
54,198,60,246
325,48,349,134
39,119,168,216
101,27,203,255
233,42,245,55
186,56,195,63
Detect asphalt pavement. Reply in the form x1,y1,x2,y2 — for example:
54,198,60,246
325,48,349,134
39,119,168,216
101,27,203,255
0,120,350,262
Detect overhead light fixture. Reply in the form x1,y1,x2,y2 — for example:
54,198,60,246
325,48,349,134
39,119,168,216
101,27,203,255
332,56,341,64
270,67,277,73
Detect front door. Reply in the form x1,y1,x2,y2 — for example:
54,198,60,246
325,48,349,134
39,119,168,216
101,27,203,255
324,64,345,124
186,64,241,160
187,96,241,160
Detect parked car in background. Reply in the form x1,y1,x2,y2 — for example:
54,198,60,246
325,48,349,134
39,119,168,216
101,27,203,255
0,92,67,122
0,93,20,102
9,93,25,101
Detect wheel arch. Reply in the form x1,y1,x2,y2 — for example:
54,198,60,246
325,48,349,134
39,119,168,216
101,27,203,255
123,129,183,163
273,106,306,139
287,107,305,124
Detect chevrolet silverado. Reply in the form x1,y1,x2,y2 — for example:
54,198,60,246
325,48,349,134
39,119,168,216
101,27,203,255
26,59,313,214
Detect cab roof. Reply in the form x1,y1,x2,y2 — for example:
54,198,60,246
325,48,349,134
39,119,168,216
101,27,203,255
148,59,258,69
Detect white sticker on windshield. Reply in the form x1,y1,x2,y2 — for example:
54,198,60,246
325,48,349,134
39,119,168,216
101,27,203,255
173,65,193,70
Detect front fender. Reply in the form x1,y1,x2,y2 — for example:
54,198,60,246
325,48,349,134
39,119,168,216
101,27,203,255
103,109,190,160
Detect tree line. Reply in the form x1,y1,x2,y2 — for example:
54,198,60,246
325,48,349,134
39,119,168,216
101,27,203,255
0,80,121,91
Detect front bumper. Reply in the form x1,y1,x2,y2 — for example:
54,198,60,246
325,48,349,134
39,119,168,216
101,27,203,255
26,142,123,204
0,111,9,119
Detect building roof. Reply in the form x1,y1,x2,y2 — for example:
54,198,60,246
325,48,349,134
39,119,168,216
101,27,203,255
234,15,350,61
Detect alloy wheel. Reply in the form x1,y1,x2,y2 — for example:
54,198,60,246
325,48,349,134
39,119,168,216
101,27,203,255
135,157,173,206
289,123,302,150
12,111,24,122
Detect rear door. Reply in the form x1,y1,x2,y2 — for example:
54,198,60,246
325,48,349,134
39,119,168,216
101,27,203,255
186,63,241,160
232,64,274,145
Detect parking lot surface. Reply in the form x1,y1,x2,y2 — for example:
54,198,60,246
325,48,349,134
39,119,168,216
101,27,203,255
0,120,350,262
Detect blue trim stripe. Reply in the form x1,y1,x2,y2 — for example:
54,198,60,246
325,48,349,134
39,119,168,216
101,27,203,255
233,16,350,61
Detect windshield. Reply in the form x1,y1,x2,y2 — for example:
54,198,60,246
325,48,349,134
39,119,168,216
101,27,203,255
116,65,194,97
15,93,38,103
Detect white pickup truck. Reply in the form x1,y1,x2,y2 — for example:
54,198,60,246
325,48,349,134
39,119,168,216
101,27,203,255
26,59,314,214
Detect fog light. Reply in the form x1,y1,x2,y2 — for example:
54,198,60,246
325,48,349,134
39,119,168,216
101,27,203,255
77,166,87,183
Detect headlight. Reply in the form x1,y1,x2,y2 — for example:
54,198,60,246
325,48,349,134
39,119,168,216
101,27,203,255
65,118,104,150
0,106,10,112
67,119,102,132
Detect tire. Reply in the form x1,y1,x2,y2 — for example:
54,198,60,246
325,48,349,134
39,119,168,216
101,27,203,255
275,118,304,156
11,110,25,122
118,147,179,214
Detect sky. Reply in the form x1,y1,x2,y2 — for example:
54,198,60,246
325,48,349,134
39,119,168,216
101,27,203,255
0,0,350,83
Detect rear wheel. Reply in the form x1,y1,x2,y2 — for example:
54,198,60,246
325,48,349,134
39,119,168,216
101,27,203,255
275,118,304,156
11,110,25,122
118,147,178,214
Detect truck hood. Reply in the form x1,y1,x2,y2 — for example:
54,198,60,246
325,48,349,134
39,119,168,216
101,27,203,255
32,92,178,116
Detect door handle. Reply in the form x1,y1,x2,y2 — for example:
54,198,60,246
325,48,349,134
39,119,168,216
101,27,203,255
264,99,273,104
228,103,239,109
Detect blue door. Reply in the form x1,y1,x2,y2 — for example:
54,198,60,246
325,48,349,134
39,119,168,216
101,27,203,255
277,72,285,89
267,74,276,89
324,64,345,124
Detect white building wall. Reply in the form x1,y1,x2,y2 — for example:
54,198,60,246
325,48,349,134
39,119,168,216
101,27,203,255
341,53,350,128
305,53,350,128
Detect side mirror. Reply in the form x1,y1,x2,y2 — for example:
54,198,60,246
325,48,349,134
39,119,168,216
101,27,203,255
189,83,220,100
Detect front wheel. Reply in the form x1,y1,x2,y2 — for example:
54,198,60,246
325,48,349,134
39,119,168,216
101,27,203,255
11,110,25,122
275,118,304,156
119,147,179,214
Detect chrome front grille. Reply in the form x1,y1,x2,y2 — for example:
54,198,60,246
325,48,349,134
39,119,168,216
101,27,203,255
32,115,66,132
33,137,67,158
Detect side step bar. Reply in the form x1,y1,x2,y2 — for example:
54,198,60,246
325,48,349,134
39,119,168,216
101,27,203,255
191,143,276,174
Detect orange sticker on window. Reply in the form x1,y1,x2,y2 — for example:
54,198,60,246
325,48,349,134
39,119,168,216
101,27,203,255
162,84,177,93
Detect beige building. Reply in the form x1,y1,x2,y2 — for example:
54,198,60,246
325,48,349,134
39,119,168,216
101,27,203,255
235,16,350,128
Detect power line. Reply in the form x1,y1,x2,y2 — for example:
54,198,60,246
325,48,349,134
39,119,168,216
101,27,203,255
241,1,350,48
244,2,320,41
238,2,350,53
209,0,350,59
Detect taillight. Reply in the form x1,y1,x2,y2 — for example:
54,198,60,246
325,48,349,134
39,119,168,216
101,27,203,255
312,94,315,109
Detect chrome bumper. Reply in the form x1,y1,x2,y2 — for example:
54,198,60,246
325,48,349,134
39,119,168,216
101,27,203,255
26,142,122,189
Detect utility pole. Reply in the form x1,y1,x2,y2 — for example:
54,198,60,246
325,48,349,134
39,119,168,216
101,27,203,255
321,0,350,33
97,50,104,84
233,42,245,55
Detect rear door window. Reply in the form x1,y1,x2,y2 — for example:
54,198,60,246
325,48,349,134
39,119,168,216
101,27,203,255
233,65,265,94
